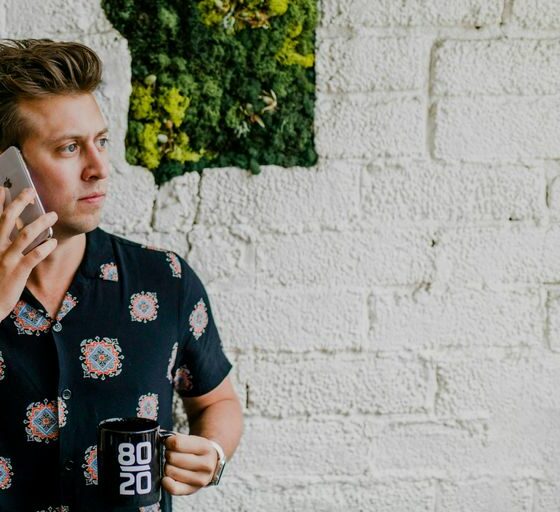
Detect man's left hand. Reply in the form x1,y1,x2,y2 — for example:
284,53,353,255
161,434,218,495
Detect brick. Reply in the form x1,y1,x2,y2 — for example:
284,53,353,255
544,225,560,283
0,0,6,37
233,417,371,476
369,414,558,474
431,354,560,473
152,172,199,233
438,224,560,285
4,0,113,36
100,163,156,233
212,289,367,353
534,480,560,511
322,478,434,512
434,96,560,161
438,477,532,512
512,0,560,29
433,356,533,417
237,352,428,417
547,289,560,352
187,226,257,290
369,419,494,473
180,477,435,512
316,94,425,159
317,36,429,93
256,228,435,288
198,162,360,233
436,355,560,413
434,39,560,96
83,33,132,165
320,0,502,28
369,287,542,351
361,161,545,224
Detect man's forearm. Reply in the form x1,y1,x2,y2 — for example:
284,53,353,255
187,398,244,460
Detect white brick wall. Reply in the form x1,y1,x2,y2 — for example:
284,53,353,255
433,39,560,95
316,94,426,159
320,0,503,28
512,0,560,29
316,36,430,92
2,0,560,509
434,96,560,161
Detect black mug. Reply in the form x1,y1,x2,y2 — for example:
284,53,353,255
97,417,177,510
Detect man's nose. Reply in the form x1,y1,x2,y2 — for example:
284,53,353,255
83,143,109,180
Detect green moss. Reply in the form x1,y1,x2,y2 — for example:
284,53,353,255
157,86,189,128
196,0,290,32
102,0,317,183
138,120,162,170
269,0,289,16
167,132,204,163
276,38,315,67
157,5,180,37
130,83,155,121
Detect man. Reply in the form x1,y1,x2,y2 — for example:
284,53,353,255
0,39,243,511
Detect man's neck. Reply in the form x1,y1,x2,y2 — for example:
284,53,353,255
27,232,86,292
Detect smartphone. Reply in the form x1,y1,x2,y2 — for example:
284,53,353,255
0,146,53,255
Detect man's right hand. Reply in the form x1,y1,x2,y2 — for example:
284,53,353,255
0,186,58,322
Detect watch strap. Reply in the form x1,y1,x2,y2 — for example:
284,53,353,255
207,439,226,486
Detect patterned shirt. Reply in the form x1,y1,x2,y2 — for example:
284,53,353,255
0,227,232,511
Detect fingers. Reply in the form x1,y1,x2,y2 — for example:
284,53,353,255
162,439,217,496
164,433,209,455
21,236,58,264
160,435,220,496
165,451,215,473
165,463,211,487
5,210,58,259
0,187,37,244
161,475,199,496
0,185,10,211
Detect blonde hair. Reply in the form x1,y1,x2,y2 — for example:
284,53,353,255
0,38,103,151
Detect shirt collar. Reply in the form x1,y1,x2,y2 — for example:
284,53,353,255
80,226,116,280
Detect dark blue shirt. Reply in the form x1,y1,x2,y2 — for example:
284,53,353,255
0,227,232,511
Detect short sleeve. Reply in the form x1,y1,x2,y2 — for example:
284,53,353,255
173,256,232,397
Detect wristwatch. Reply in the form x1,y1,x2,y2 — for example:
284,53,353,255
207,439,226,486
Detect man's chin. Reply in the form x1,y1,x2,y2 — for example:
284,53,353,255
52,218,100,239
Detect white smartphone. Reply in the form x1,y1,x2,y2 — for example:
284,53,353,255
0,146,53,255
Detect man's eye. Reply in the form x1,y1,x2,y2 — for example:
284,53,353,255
62,143,78,153
98,137,110,148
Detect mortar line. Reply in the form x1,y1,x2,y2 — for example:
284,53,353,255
186,171,204,261
426,36,439,161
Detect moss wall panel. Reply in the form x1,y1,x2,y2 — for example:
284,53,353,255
102,0,317,185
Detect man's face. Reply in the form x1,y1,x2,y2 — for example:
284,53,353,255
17,92,110,240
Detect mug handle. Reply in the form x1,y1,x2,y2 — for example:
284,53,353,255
158,429,179,481
159,429,178,441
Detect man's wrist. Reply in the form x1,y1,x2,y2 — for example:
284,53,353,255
207,439,226,486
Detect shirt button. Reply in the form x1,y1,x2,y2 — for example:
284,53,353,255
62,389,71,400
64,459,74,471
52,321,62,332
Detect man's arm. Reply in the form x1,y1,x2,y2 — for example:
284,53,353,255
162,376,244,495
182,375,244,460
